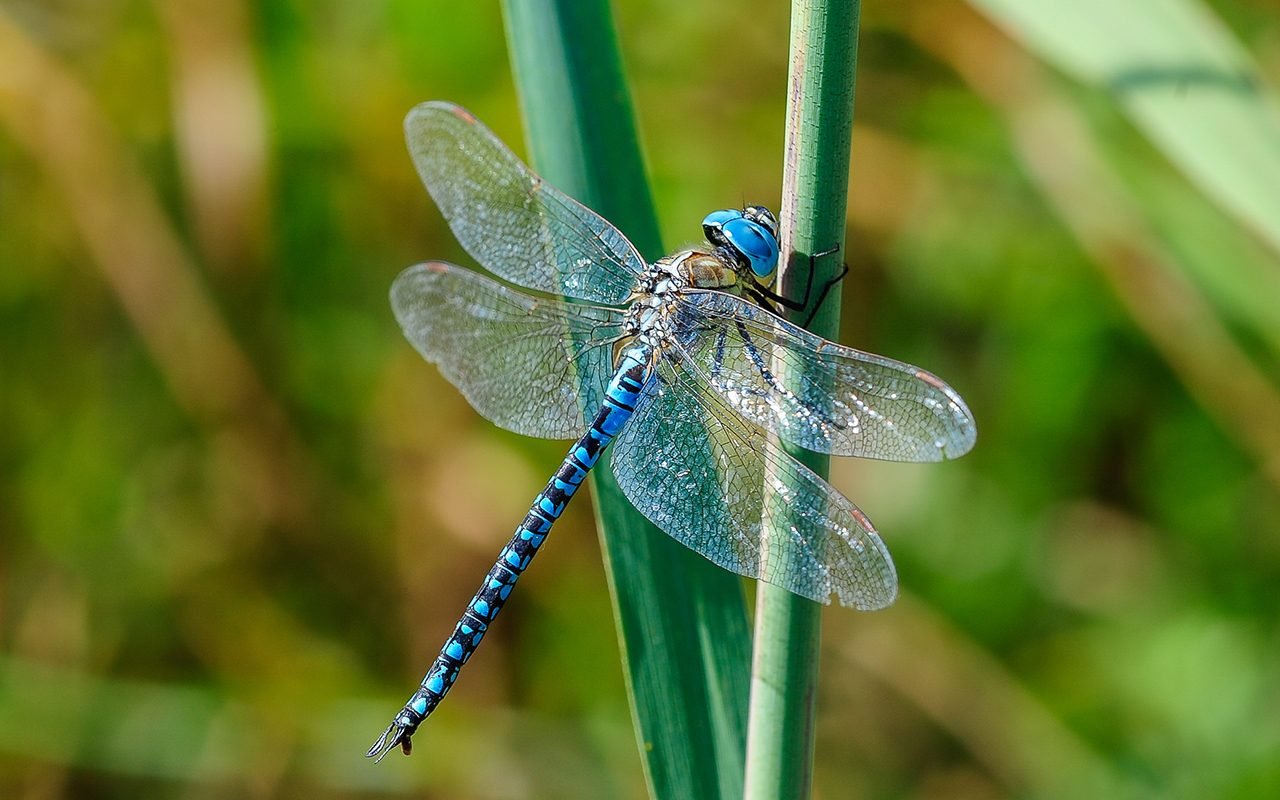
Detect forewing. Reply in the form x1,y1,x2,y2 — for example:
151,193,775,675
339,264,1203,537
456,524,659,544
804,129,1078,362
610,356,897,610
391,262,624,440
676,291,977,462
406,102,645,305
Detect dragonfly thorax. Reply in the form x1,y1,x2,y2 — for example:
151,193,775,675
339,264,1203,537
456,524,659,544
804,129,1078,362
674,249,742,291
648,248,739,292
622,253,722,343
628,250,732,301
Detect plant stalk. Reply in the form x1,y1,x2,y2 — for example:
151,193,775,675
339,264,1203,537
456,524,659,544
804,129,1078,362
745,1,862,798
501,2,752,798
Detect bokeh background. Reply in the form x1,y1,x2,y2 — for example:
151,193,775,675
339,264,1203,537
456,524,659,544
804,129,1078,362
3,1,1279,798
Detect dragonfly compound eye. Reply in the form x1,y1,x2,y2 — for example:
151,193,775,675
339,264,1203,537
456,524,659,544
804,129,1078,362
701,208,744,249
722,216,779,279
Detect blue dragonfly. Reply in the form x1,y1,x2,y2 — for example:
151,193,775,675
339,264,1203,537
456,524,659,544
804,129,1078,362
368,101,976,760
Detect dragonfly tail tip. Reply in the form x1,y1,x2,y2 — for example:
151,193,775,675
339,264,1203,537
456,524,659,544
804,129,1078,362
367,723,412,762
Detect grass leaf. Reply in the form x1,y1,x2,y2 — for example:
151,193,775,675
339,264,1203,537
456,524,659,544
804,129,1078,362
501,2,751,798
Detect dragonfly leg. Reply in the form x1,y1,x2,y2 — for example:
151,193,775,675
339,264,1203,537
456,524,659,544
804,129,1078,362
709,325,730,383
750,245,849,328
733,318,842,430
744,284,781,317
801,246,848,328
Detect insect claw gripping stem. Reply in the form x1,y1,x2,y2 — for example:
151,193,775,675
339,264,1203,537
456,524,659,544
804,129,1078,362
799,244,848,328
745,242,848,328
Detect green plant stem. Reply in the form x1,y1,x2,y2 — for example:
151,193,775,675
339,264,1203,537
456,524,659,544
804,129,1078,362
744,1,861,798
501,2,751,798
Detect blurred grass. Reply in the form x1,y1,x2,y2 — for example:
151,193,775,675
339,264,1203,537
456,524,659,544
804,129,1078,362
1,1,1278,798
971,0,1280,257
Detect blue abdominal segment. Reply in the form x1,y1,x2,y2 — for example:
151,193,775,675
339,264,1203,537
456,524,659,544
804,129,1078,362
367,345,654,760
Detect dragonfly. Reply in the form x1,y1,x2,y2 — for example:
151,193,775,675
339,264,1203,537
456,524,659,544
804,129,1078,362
368,101,976,760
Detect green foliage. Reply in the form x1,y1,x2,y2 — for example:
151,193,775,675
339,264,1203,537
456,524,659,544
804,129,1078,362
503,2,749,798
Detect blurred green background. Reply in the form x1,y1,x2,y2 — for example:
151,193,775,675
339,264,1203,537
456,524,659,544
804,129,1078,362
2,0,1278,798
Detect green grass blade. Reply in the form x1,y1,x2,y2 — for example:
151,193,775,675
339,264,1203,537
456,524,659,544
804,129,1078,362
744,2,861,798
500,2,751,798
969,0,1280,257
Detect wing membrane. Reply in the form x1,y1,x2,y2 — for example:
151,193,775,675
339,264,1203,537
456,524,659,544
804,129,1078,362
610,355,897,609
391,262,624,439
674,291,977,462
406,102,645,305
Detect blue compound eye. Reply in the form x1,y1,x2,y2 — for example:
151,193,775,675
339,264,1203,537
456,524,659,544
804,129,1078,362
722,217,779,278
702,209,743,247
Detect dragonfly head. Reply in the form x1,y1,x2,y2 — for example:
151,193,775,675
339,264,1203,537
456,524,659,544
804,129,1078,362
702,206,780,283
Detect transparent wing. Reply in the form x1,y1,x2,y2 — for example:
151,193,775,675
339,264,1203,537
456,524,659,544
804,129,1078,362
406,101,646,305
673,291,977,462
391,262,625,440
610,355,897,610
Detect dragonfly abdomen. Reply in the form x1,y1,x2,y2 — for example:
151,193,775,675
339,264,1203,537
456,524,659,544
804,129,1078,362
368,345,654,760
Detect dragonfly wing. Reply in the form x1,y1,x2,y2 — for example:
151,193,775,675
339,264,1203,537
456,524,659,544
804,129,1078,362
406,102,646,305
674,291,977,461
392,262,624,440
610,355,897,609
